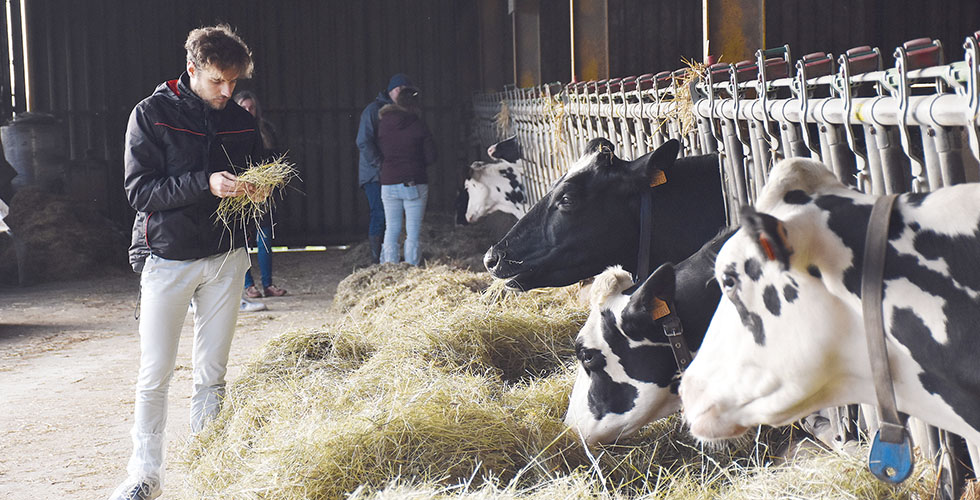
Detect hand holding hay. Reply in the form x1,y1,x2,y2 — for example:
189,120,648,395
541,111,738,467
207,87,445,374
214,153,298,230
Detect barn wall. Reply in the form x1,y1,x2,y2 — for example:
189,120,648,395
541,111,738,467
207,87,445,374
607,0,703,78
24,0,481,246
765,0,980,63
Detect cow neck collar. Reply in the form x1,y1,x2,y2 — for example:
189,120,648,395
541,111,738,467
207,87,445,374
636,184,694,372
861,193,914,483
651,296,692,372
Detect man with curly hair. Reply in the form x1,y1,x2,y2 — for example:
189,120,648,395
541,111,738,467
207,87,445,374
110,24,264,500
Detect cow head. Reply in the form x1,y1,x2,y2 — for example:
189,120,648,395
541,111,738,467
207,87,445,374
462,160,526,223
566,264,693,445
680,159,870,442
484,138,681,289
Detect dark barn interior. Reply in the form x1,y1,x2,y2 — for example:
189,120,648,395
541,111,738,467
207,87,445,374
0,0,976,248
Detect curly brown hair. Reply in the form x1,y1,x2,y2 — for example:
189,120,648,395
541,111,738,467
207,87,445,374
184,24,253,77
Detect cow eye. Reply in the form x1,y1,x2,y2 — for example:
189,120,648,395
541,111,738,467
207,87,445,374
721,272,738,292
556,192,575,209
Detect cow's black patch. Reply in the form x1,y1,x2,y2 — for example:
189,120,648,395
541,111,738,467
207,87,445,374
808,265,822,278
587,369,638,418
505,189,525,204
744,258,763,281
783,283,798,303
500,167,522,190
905,192,928,207
909,222,921,232
784,190,812,205
599,310,677,387
913,227,980,292
495,186,501,192
815,194,904,297
730,294,765,345
763,285,781,316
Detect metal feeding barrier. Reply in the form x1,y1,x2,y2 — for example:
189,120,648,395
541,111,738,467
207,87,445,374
473,31,980,497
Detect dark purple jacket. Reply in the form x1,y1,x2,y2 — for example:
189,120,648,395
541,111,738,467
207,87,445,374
377,104,436,185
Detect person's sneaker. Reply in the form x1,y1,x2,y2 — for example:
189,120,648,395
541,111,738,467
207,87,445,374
109,478,161,500
240,297,267,312
264,284,287,297
244,285,263,298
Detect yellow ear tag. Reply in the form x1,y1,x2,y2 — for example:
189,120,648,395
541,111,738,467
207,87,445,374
652,297,671,320
650,169,667,187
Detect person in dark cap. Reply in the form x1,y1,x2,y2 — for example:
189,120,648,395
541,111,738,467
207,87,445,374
355,73,418,263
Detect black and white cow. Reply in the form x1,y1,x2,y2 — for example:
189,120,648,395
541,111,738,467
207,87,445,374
565,230,731,445
483,138,725,290
680,157,980,446
462,160,527,223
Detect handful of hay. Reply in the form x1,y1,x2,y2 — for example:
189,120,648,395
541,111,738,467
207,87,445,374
214,153,298,229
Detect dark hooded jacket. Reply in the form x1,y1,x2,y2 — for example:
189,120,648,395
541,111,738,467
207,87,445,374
377,103,436,185
124,72,261,271
355,91,392,186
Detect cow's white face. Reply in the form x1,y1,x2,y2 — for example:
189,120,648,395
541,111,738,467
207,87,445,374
680,206,870,441
565,266,683,445
464,178,492,223
463,161,526,223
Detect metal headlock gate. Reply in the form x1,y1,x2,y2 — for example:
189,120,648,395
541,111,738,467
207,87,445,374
474,31,980,495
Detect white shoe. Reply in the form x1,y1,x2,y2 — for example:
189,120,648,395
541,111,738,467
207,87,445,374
240,297,267,312
109,477,161,500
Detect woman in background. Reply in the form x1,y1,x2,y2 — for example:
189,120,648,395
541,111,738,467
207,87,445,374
234,90,287,304
377,85,436,266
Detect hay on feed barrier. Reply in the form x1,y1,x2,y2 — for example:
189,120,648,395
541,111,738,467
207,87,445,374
214,153,298,230
177,265,939,499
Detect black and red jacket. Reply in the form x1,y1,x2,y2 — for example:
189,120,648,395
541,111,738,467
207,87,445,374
125,72,261,271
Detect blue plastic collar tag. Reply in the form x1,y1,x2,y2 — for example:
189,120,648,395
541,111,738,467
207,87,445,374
868,429,914,483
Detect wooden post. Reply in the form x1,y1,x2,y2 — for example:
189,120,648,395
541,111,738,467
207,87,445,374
570,0,608,82
703,0,765,64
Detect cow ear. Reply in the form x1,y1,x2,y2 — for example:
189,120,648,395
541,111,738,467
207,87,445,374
625,263,677,322
589,265,635,308
630,139,680,187
741,206,792,267
584,137,616,168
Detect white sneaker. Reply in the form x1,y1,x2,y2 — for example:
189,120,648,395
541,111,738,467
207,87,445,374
109,478,161,500
240,297,267,312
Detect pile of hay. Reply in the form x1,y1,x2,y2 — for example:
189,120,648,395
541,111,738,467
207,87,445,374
179,265,939,499
0,186,128,284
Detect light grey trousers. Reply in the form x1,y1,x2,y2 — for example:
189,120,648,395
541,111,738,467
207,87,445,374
126,248,249,484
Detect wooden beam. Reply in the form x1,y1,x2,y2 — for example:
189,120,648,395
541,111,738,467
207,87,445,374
704,0,765,64
571,0,608,82
513,0,541,87
478,0,512,91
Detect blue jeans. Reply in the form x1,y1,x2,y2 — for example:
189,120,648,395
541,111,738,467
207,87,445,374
244,226,272,289
362,181,385,237
381,183,428,265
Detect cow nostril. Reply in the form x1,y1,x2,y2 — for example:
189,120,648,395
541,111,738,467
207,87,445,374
484,247,502,271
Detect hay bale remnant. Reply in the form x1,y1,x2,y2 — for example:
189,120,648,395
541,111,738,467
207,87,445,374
0,186,128,284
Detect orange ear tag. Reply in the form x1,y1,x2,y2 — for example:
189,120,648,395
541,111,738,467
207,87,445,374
759,236,777,261
650,170,667,187
652,297,671,320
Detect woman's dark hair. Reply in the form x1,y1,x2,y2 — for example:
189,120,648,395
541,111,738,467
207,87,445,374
233,90,275,150
394,89,422,114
